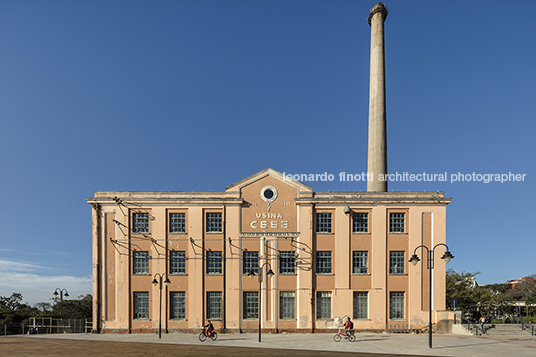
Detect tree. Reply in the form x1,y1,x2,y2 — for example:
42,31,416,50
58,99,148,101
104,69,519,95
501,275,536,316
50,294,92,319
34,302,53,314
505,275,536,304
0,293,93,326
446,270,478,309
0,293,23,311
446,269,496,318
0,293,39,324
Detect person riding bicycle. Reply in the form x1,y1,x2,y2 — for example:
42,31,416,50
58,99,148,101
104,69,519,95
343,317,353,336
204,320,214,337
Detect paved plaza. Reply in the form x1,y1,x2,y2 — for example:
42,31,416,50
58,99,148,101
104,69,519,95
2,332,536,357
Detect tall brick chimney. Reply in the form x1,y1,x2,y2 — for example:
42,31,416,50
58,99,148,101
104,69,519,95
367,3,388,192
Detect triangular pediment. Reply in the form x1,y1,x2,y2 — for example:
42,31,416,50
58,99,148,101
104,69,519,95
225,167,313,193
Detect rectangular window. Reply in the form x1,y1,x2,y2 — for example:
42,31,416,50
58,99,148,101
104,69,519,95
169,213,186,233
170,251,186,274
389,251,405,274
389,213,405,233
389,292,405,320
206,251,222,275
352,251,368,274
316,212,332,233
280,291,295,319
353,212,369,233
207,292,222,319
243,251,259,275
316,251,332,274
243,292,258,319
133,213,149,234
206,212,222,233
133,291,149,319
133,251,149,275
316,291,331,319
279,251,296,274
353,292,368,319
170,292,186,319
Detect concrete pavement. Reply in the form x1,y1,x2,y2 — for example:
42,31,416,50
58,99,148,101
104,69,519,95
24,331,536,357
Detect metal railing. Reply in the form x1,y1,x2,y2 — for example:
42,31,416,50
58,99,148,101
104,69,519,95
2,318,92,336
28,317,92,334
385,323,415,333
520,320,535,336
461,317,481,336
3,323,28,336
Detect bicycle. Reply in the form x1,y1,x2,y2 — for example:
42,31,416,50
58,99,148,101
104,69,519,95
199,329,218,342
333,327,355,342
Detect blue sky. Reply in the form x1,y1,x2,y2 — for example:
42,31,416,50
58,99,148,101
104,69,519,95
1,0,534,305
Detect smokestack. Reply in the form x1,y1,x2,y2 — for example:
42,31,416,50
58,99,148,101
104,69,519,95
367,3,388,192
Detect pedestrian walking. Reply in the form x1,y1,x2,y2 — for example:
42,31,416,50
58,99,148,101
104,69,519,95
479,316,486,334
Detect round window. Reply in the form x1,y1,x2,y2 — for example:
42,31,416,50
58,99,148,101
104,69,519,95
261,185,277,203
264,189,274,199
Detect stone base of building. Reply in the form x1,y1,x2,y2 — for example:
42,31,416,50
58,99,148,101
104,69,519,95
98,327,389,334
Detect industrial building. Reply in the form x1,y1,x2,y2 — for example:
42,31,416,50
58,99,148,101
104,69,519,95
87,3,453,334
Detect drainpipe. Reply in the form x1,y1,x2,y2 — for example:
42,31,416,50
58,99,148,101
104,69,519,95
92,203,101,333
222,204,227,333
311,203,316,333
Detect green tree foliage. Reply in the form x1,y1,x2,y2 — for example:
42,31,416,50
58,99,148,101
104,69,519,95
1,293,92,325
47,294,92,319
446,269,504,318
34,302,52,313
504,275,536,305
0,293,39,324
447,269,536,319
56,294,92,319
446,269,480,311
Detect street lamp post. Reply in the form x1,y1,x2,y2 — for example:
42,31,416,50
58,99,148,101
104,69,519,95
152,273,171,339
249,262,274,342
409,243,454,349
53,288,69,333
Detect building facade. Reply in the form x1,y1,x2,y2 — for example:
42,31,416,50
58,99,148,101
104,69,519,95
87,168,452,333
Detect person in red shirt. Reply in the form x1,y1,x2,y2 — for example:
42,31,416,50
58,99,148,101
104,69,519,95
204,320,214,337
343,317,353,336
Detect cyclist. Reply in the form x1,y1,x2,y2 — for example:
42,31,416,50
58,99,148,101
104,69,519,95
204,320,214,337
343,317,353,337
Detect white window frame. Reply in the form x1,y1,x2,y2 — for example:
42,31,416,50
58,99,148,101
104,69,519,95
133,291,149,320
353,251,368,274
389,251,405,275
316,291,332,319
170,251,186,275
207,291,222,319
132,213,149,234
389,213,405,233
352,212,369,233
169,213,186,233
206,212,222,233
170,291,186,320
353,291,368,319
243,291,258,319
206,251,222,275
389,292,405,320
316,212,332,233
133,251,149,275
279,291,296,320
316,251,332,274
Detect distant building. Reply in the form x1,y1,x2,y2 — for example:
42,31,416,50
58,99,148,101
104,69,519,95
506,276,532,287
